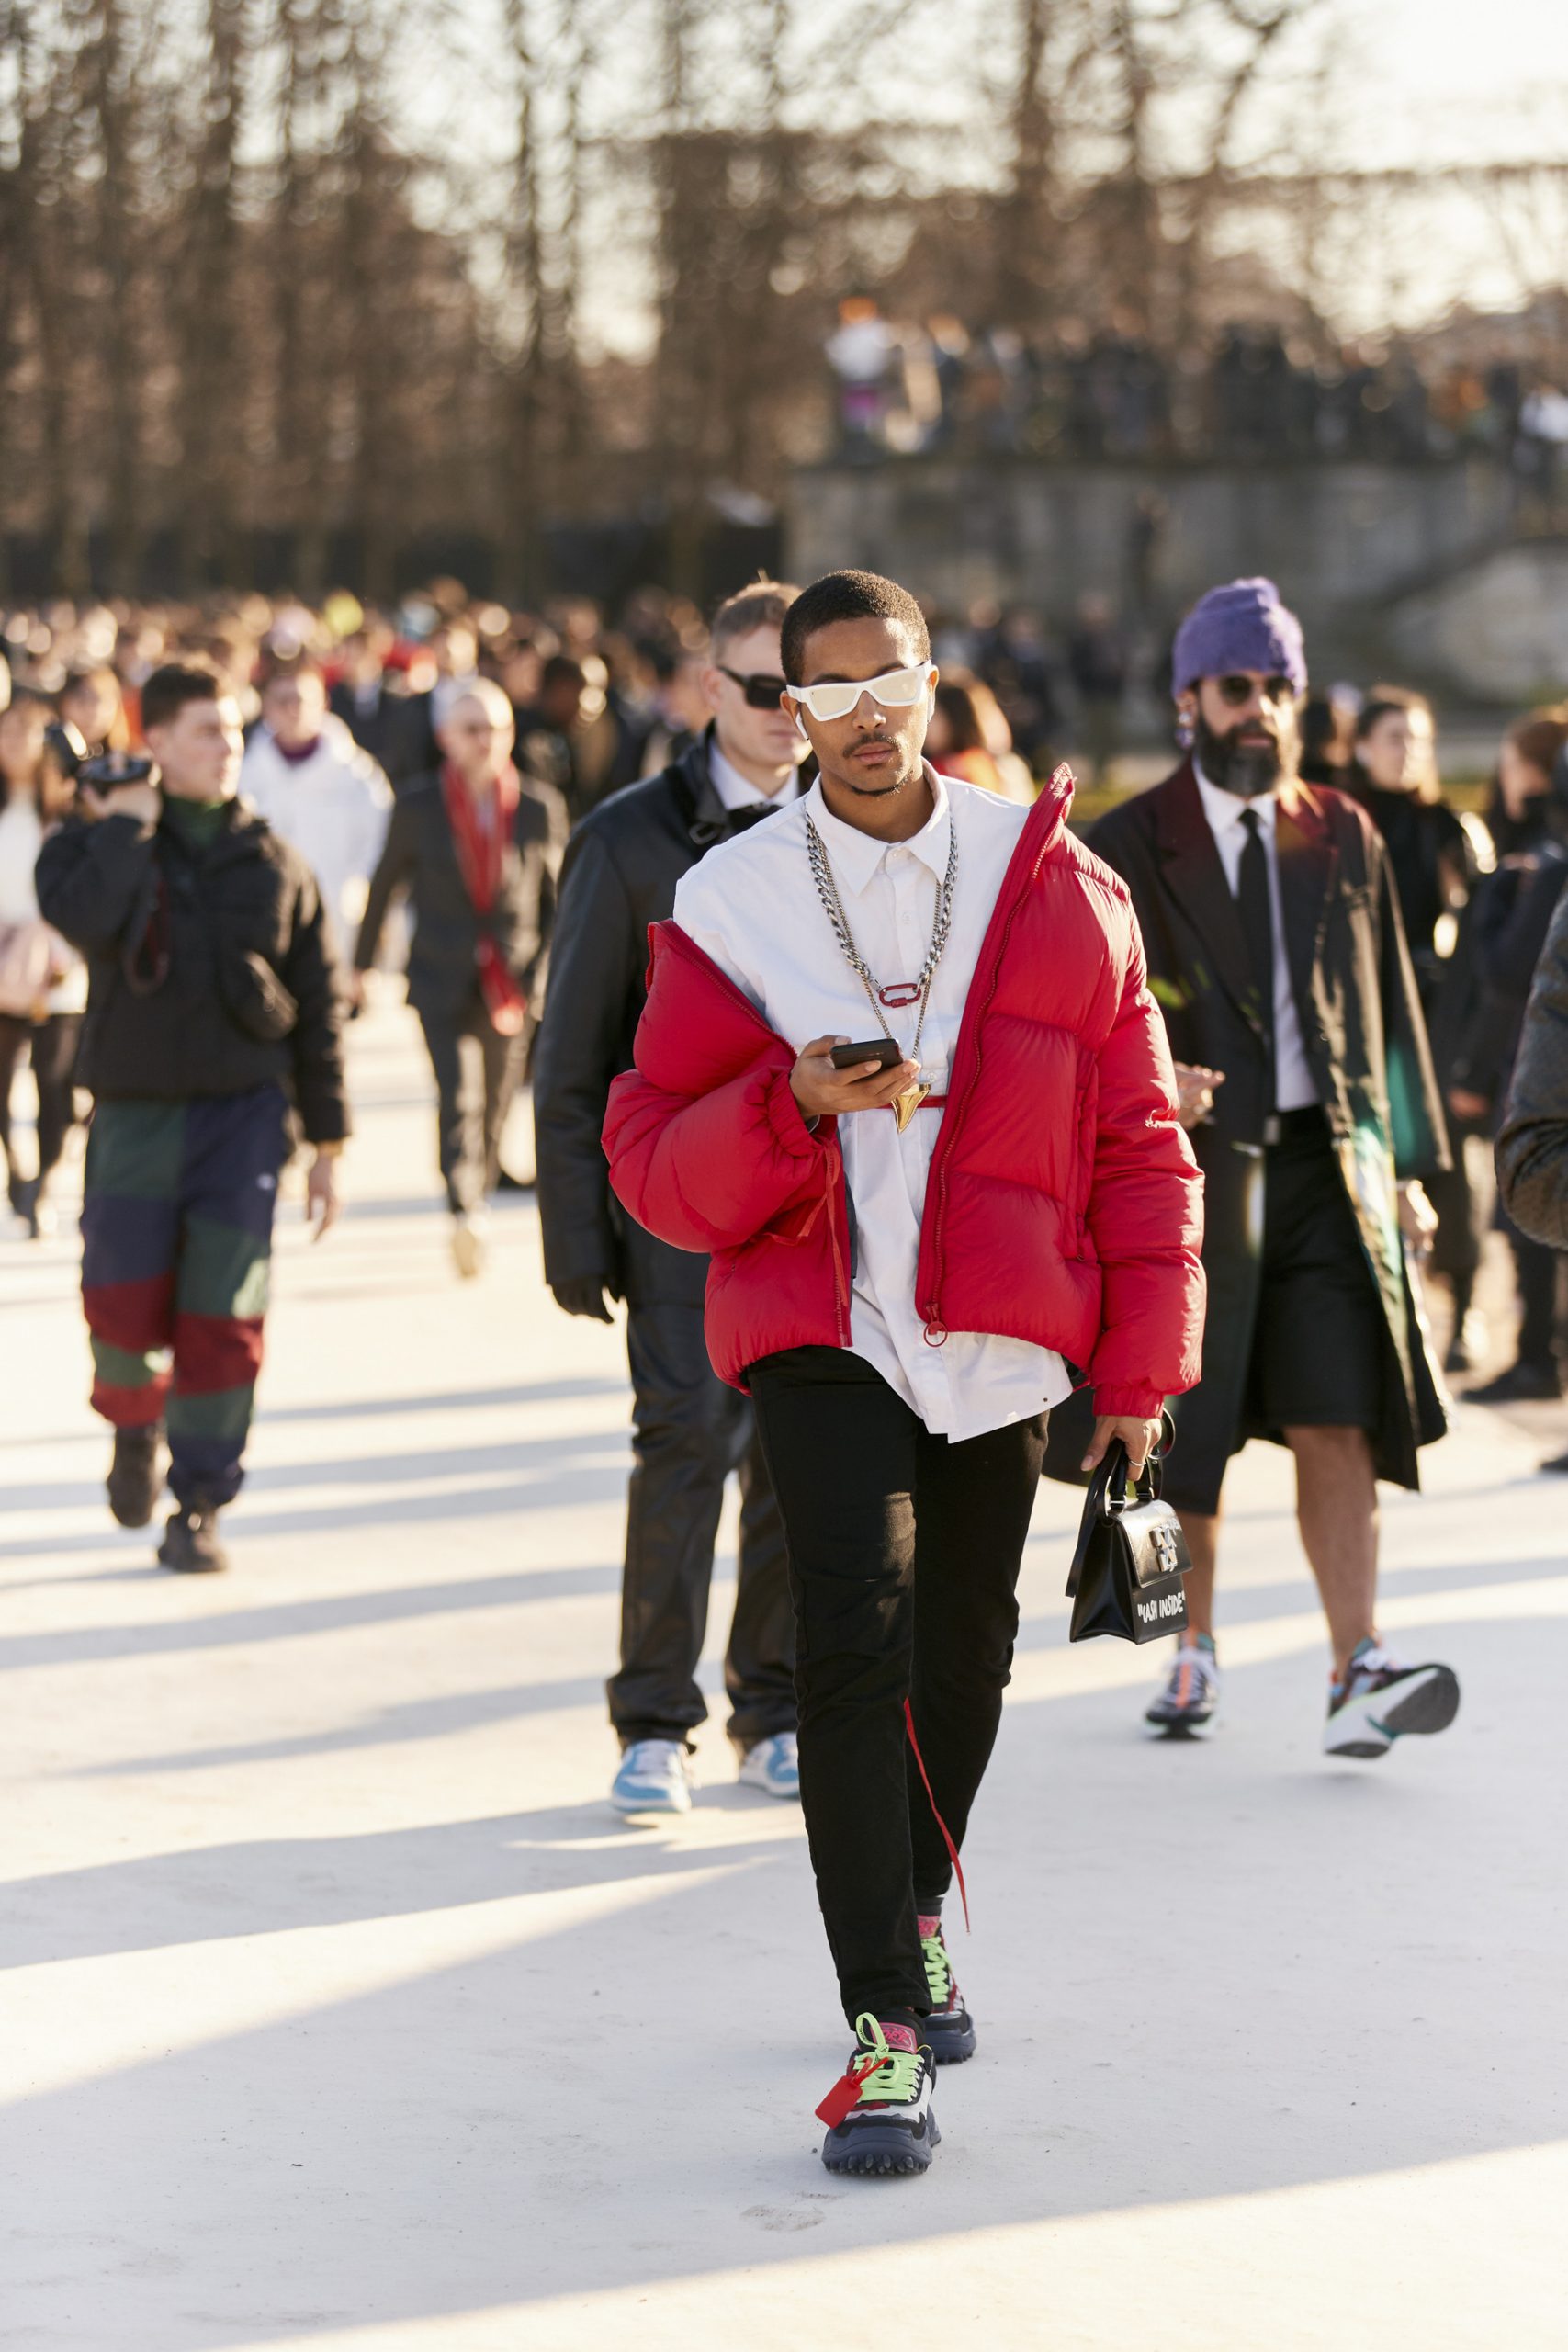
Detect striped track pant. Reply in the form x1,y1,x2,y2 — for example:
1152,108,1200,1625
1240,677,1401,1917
81,1086,289,1508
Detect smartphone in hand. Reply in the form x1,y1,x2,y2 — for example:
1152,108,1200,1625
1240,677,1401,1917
829,1037,902,1072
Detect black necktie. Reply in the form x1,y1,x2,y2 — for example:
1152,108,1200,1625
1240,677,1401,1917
1236,807,1276,1101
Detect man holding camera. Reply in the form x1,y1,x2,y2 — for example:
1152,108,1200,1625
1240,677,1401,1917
37,662,348,1573
604,568,1202,2173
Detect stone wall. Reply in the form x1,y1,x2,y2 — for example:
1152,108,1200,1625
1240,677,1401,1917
785,458,1559,696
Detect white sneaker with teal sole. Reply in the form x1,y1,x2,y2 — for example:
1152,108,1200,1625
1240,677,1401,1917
737,1731,799,1799
611,1738,692,1816
1323,1640,1461,1758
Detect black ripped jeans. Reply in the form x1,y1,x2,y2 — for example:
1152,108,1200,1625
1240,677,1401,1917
748,1345,1046,2026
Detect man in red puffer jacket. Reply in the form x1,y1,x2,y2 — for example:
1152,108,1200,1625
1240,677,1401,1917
604,569,1204,2177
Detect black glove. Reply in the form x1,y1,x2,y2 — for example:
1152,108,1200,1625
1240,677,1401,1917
551,1275,617,1323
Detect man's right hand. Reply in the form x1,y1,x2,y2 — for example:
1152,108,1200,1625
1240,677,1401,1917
552,1276,617,1323
1172,1061,1224,1130
80,780,161,828
790,1035,920,1122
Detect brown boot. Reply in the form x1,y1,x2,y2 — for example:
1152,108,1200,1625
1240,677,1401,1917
107,1425,165,1529
157,1499,229,1575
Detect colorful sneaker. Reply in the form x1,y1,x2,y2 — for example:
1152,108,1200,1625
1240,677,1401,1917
918,1915,976,2064
737,1731,799,1800
818,2016,940,2177
1145,1634,1219,1735
1323,1640,1461,1759
610,1738,692,1817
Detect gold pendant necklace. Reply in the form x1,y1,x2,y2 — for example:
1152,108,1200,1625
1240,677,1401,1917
805,817,955,1130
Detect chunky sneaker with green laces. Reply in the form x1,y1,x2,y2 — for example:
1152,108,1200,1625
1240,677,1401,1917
1323,1638,1461,1759
817,2015,940,2177
918,1914,976,2064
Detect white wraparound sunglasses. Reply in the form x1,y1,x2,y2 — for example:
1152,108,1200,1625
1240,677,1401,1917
788,664,936,723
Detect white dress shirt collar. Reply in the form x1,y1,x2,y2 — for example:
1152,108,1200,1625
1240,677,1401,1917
707,737,802,814
805,762,952,898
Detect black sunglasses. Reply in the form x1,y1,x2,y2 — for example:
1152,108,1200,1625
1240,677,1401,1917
718,665,789,711
1216,673,1296,707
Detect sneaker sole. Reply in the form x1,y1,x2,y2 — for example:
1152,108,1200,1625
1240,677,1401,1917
1378,1665,1461,1740
608,1792,691,1818
821,2115,940,2176
1323,1666,1460,1758
925,2017,976,2065
1145,1712,1216,1737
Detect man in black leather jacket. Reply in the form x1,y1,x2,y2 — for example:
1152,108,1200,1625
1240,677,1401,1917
533,581,805,1816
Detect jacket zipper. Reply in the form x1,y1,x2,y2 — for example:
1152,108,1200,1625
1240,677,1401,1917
916,799,1060,1335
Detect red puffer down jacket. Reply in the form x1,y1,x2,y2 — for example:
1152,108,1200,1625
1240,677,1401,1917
604,774,1205,1418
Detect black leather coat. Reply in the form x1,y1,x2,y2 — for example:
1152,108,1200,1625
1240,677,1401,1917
533,730,790,1298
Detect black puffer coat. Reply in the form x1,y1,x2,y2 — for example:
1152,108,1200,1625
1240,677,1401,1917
35,801,349,1143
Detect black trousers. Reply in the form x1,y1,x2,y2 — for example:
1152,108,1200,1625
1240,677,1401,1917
609,1234,795,1752
749,1345,1047,2026
0,1012,80,1198
416,996,523,1213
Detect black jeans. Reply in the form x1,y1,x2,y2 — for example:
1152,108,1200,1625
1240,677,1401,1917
417,997,523,1213
609,1227,795,1751
0,1012,80,1198
749,1345,1047,2026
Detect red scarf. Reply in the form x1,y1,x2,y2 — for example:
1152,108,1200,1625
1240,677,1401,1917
440,759,526,1036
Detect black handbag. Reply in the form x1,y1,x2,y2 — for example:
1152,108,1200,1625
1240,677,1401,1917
1066,1417,1190,1645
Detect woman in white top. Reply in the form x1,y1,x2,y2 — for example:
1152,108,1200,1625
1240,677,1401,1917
0,697,86,1234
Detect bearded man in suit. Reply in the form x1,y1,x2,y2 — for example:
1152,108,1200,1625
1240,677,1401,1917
1089,577,1461,1761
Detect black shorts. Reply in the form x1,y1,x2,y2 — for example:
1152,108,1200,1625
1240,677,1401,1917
1243,1113,1383,1433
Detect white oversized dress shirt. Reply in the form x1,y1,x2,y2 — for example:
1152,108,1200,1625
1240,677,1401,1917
706,740,804,815
673,765,1072,1442
1192,765,1318,1113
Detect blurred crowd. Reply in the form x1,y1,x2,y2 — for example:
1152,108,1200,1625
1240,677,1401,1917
825,300,1568,483
6,575,1568,1439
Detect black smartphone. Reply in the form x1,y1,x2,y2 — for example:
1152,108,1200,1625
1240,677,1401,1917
829,1037,902,1072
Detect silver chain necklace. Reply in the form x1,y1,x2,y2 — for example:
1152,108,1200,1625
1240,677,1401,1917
805,814,957,1130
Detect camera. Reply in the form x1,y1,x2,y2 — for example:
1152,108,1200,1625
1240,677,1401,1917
46,719,156,794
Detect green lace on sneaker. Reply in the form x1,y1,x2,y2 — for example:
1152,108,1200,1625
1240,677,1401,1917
919,1926,953,2009
849,2014,923,2107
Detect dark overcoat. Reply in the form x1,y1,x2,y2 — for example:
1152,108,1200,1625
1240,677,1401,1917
1085,759,1449,1510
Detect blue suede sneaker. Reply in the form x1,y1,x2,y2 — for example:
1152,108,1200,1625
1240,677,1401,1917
737,1731,799,1800
610,1738,692,1816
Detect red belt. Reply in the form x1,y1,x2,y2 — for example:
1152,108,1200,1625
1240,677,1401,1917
881,1092,948,1112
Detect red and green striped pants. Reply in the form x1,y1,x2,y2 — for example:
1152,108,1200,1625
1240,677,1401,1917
81,1087,289,1508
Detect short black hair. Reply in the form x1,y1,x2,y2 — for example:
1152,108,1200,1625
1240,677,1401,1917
141,661,223,733
781,569,931,685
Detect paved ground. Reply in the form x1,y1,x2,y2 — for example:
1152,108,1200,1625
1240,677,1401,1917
4,997,1566,2350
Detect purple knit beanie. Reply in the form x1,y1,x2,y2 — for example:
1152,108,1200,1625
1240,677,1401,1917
1169,577,1307,699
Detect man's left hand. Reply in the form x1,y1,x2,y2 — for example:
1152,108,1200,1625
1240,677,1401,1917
1082,1414,1163,1479
306,1150,341,1242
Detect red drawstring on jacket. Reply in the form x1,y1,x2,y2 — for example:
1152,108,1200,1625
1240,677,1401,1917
904,1698,969,1933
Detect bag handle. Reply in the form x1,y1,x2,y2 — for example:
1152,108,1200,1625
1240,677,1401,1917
1100,1408,1176,1520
